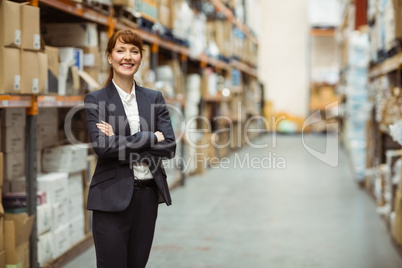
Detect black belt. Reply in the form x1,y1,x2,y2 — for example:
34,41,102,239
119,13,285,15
134,179,157,188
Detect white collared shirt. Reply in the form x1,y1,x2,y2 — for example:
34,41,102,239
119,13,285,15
113,80,153,180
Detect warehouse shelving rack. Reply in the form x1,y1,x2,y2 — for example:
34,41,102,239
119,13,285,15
336,0,402,254
0,0,260,266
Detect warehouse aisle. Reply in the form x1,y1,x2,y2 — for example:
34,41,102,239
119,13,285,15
63,134,402,268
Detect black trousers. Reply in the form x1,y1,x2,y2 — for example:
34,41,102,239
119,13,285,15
92,186,159,268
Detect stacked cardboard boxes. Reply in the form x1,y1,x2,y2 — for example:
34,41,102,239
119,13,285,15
37,108,59,171
67,172,85,246
35,145,88,263
1,109,26,190
135,0,158,22
0,1,46,94
0,0,21,94
112,0,136,9
384,0,402,52
43,22,100,95
207,20,232,59
4,213,34,268
158,0,172,29
393,165,402,244
37,172,70,261
0,150,5,267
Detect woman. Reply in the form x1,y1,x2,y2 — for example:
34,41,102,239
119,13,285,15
84,30,176,268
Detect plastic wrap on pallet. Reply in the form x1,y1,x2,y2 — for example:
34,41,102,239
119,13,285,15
188,13,207,58
376,0,387,52
308,0,341,27
185,74,200,138
374,76,390,122
155,65,174,98
390,120,402,145
369,22,379,62
172,1,194,41
392,158,402,185
367,0,377,22
344,31,371,181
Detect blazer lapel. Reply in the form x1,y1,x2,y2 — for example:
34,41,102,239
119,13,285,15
135,84,151,132
106,81,130,136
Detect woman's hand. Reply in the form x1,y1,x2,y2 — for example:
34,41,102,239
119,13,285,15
154,131,165,142
96,121,115,136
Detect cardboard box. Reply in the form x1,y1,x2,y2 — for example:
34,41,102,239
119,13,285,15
58,62,80,95
0,216,4,252
38,108,58,124
7,176,26,193
135,0,158,21
0,0,21,47
1,108,26,127
393,190,402,244
37,172,69,204
2,182,9,195
21,4,40,50
37,203,52,235
1,126,25,153
3,151,25,181
52,224,70,259
69,216,85,246
0,250,5,268
68,192,84,220
38,231,53,266
68,172,83,196
39,52,48,93
0,191,3,215
44,23,98,47
83,68,102,88
112,0,136,9
52,202,68,231
0,47,21,94
20,50,40,94
43,145,88,173
59,47,83,71
46,46,59,94
83,46,101,68
0,153,3,187
158,4,171,29
37,122,59,150
4,213,34,268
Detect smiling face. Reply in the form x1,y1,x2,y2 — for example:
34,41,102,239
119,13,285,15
108,39,142,81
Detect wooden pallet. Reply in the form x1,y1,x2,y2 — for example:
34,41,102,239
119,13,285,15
114,5,139,29
82,0,112,15
137,14,155,32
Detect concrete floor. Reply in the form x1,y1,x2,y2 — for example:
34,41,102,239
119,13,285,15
62,134,402,268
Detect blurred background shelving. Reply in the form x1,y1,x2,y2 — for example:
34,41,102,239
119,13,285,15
0,0,263,267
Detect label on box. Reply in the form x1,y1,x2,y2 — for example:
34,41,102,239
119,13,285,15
84,54,95,66
34,34,41,50
14,75,20,91
32,78,39,93
15,30,21,46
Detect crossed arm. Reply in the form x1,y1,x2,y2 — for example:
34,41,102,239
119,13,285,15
85,92,176,162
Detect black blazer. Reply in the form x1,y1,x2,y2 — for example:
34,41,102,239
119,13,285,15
84,81,176,211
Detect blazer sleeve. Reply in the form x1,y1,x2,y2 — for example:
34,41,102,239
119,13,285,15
145,91,176,160
84,93,158,159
